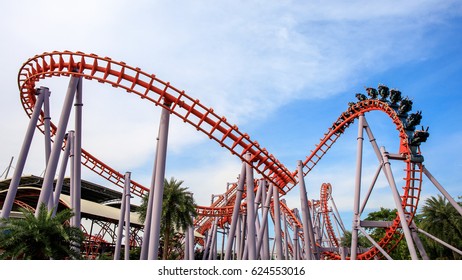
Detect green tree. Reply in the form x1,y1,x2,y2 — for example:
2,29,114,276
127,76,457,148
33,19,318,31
340,230,371,248
364,207,410,260
138,177,197,259
418,195,462,259
0,203,84,260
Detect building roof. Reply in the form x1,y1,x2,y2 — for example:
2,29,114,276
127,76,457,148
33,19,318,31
0,175,143,226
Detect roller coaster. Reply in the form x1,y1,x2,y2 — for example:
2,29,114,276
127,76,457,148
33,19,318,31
1,51,461,260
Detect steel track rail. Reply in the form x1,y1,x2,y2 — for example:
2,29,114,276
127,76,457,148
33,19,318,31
18,51,295,198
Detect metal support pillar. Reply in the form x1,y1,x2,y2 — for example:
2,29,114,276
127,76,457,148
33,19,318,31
1,89,45,220
240,214,247,259
140,139,159,259
254,180,263,258
381,147,419,259
69,132,75,226
114,173,129,260
42,87,52,211
42,86,52,164
262,182,270,260
293,221,300,260
256,181,273,259
36,76,79,214
358,227,392,260
73,77,83,228
188,224,195,260
124,172,131,260
224,162,246,259
283,211,290,260
221,227,226,260
360,164,382,215
184,228,190,260
236,214,242,260
417,228,462,256
272,183,284,260
203,220,215,260
147,104,171,260
3,156,14,180
297,160,317,260
245,153,257,260
52,133,71,216
331,196,346,233
351,114,365,260
410,221,429,260
422,165,462,216
208,219,218,260
201,230,209,260
363,116,383,161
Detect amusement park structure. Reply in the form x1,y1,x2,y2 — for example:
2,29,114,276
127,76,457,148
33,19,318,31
1,51,461,260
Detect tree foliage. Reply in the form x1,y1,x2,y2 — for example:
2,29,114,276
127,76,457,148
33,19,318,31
137,177,197,259
417,195,462,259
0,203,84,260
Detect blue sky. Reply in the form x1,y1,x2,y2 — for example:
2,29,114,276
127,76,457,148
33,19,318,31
0,1,461,236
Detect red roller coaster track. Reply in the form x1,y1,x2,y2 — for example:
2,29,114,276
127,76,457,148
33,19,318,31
18,51,427,260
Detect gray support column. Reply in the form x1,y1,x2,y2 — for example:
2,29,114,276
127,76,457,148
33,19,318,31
254,180,263,258
73,77,83,228
236,214,242,260
297,160,315,260
293,221,299,260
423,166,462,216
262,182,270,260
362,117,383,161
140,139,159,260
41,87,53,210
124,172,131,260
256,182,273,258
410,221,429,260
209,220,218,260
221,227,226,260
358,227,393,260
3,156,14,180
272,183,284,260
201,230,208,260
360,164,382,215
0,90,45,220
114,173,129,260
188,225,195,260
351,114,365,260
69,131,75,226
36,76,79,214
184,229,190,260
283,211,290,260
203,222,214,260
245,153,257,260
240,214,247,259
381,147,419,260
330,196,346,233
147,104,171,260
52,134,72,216
417,228,462,256
42,87,52,164
224,162,247,260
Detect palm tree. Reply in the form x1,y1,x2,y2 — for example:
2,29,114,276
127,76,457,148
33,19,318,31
0,203,84,260
418,195,462,259
138,177,197,259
